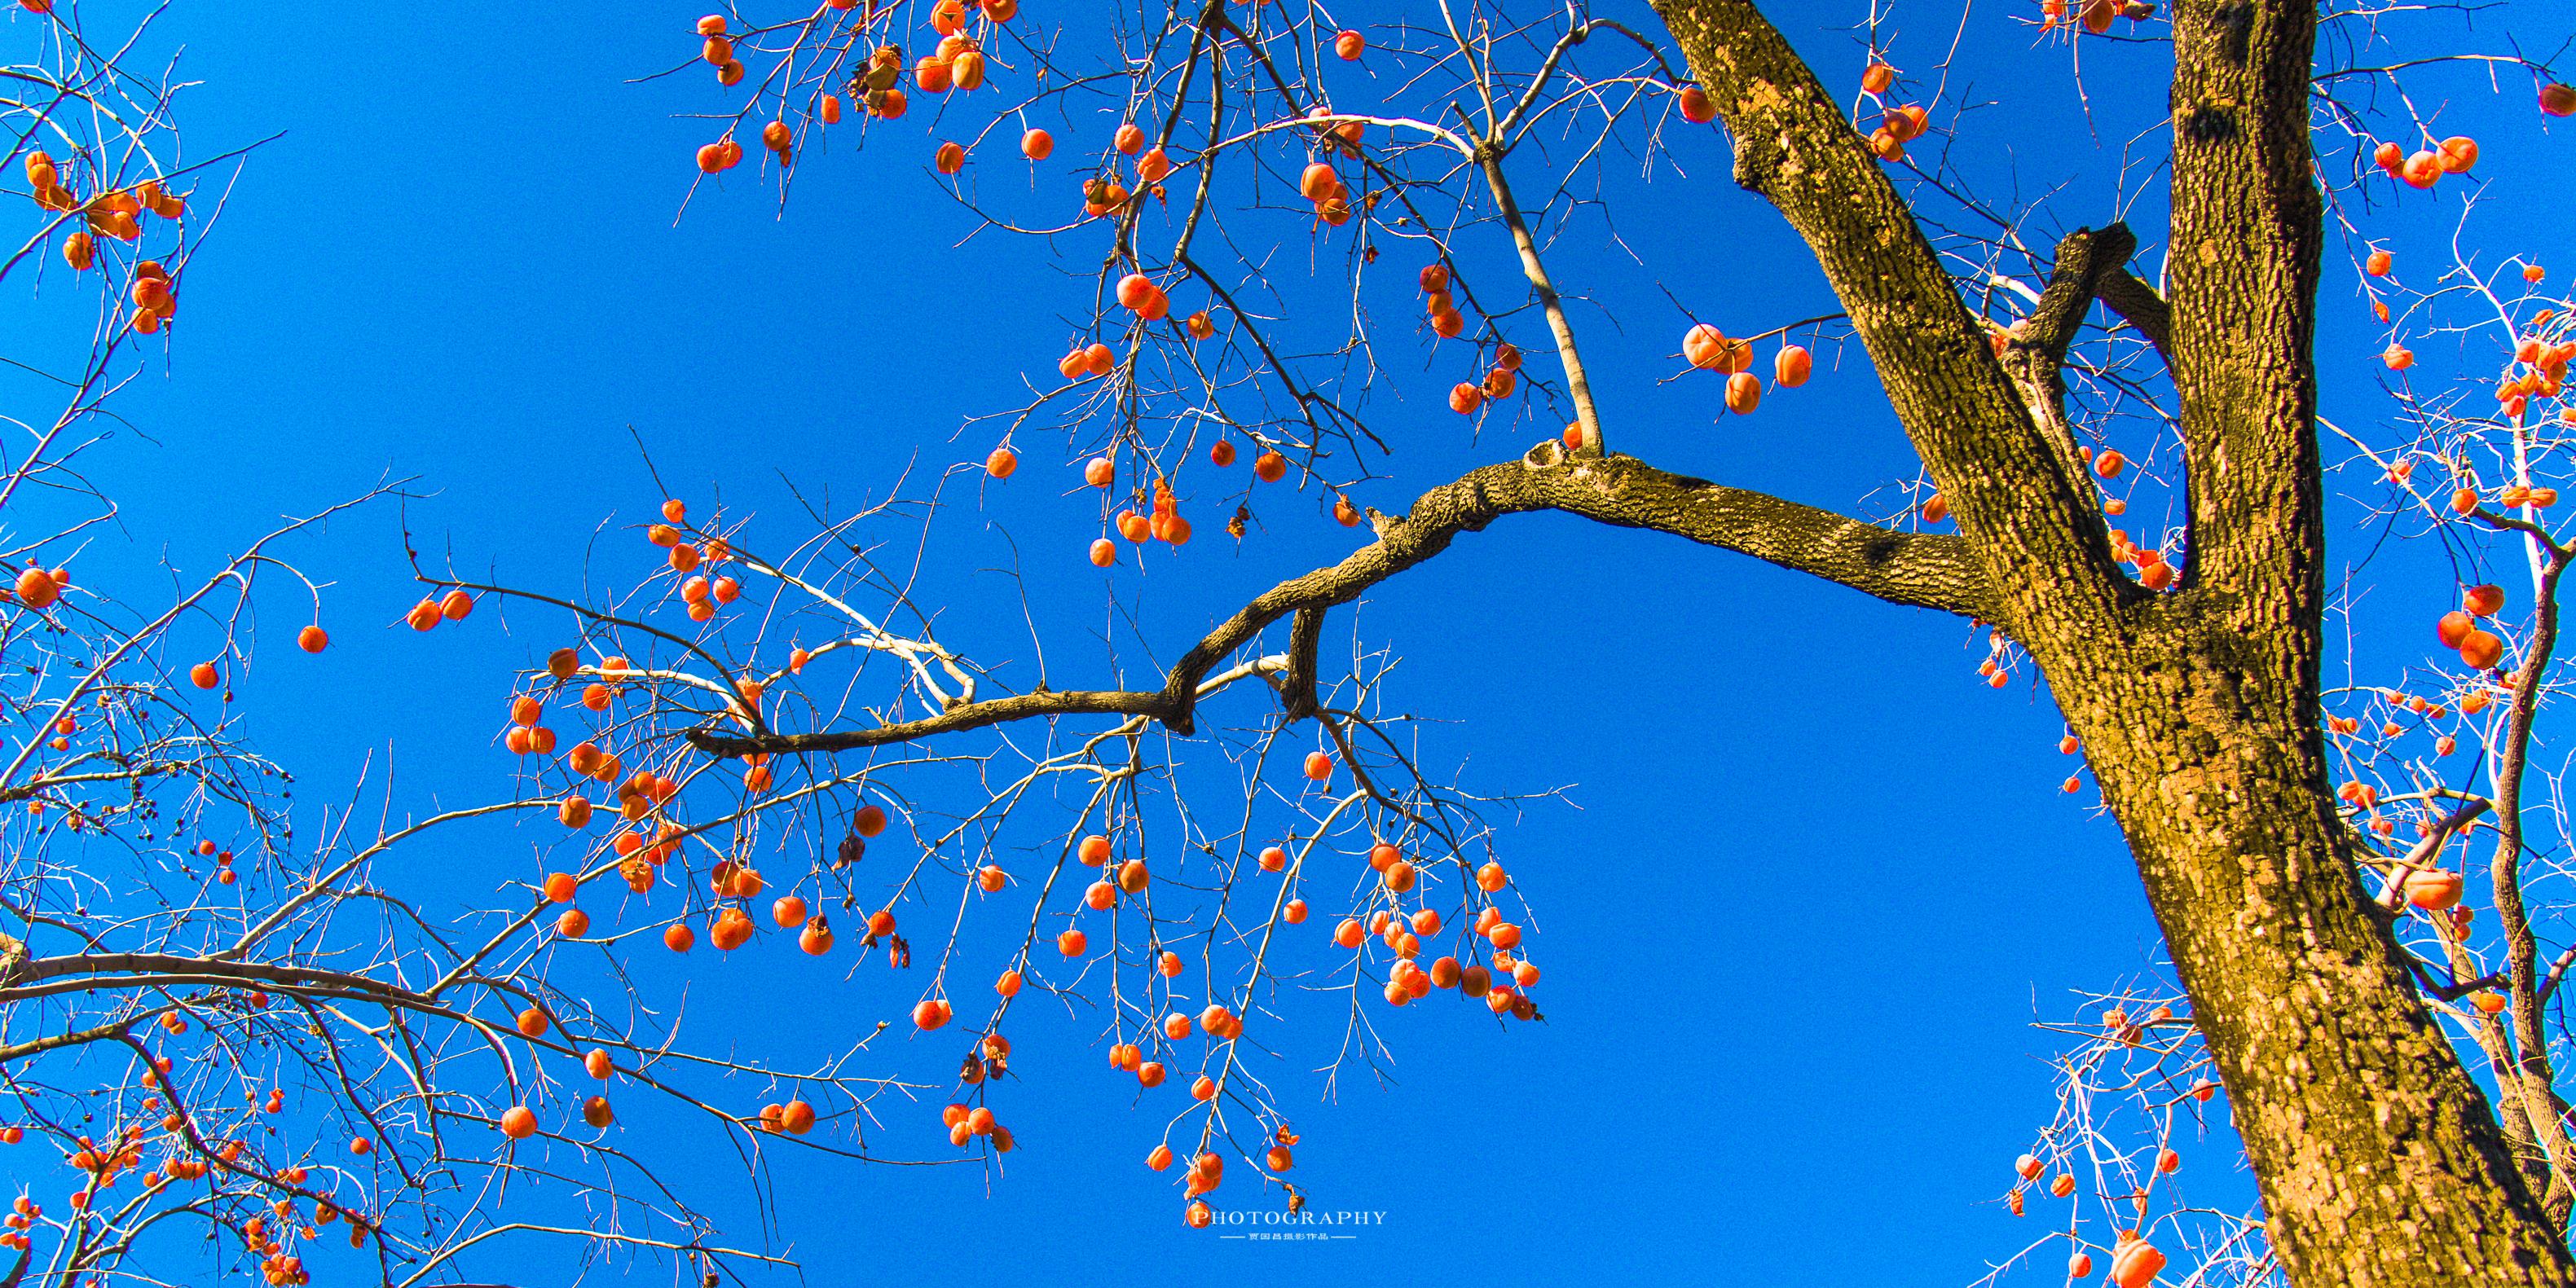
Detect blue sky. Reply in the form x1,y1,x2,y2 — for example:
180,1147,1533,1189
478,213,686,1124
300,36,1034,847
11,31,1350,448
11,0,2576,1283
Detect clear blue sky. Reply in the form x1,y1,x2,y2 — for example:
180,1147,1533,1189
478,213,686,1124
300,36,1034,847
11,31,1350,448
14,1,2574,1283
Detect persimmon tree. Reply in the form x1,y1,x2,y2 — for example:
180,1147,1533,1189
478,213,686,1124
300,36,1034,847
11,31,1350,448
611,1,2576,1284
15,0,2576,1286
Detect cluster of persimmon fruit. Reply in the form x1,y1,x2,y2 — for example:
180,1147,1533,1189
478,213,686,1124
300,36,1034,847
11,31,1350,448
2036,0,2155,36
0,1049,389,1280
866,748,1542,1202
691,0,1025,170
2324,686,2521,1018
1293,149,1363,227
2370,246,2569,405
1681,321,1810,415
24,148,187,332
2436,583,2513,674
2372,133,2481,191
405,502,923,1143
1005,293,1376,564
2001,1013,2222,1285
1845,59,1937,163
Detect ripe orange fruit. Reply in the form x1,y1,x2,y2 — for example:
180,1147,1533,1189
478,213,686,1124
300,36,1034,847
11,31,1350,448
189,662,219,690
2459,629,2503,670
13,568,57,607
2109,1242,2164,1288
2404,868,2464,909
1682,323,1730,371
986,447,1018,478
499,1106,538,1140
297,625,328,653
1335,30,1363,59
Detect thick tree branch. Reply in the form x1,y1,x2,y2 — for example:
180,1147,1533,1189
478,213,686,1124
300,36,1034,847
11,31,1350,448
1280,607,1325,720
692,446,1993,757
2169,0,2325,619
2098,268,2173,363
1648,0,2130,640
2001,224,2142,484
2024,223,2140,359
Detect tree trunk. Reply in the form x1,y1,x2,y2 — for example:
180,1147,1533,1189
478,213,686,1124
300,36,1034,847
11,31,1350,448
1639,0,2576,1277
2045,612,2573,1286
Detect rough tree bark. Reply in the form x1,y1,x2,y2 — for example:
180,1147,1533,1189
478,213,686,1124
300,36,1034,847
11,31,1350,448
1646,0,2575,1282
